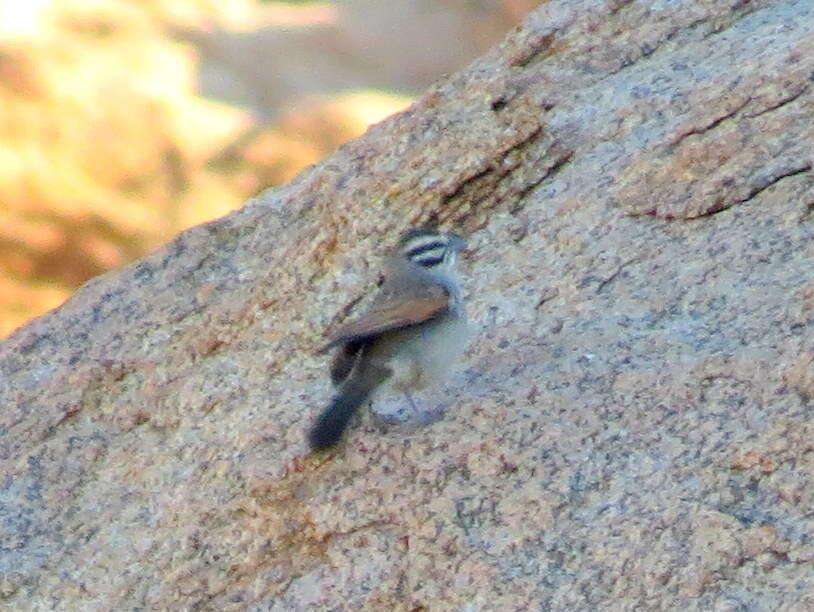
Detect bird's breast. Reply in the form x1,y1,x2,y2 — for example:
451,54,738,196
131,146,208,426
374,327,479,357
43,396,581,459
376,311,470,391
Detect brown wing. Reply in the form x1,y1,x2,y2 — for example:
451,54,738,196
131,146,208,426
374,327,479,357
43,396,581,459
319,296,449,353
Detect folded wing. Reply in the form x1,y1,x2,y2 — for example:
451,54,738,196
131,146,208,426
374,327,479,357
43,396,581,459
320,296,449,353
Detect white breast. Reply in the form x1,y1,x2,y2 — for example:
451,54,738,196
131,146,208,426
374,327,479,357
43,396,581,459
375,311,470,392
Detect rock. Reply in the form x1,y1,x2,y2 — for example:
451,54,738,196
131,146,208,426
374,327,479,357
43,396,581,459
2,0,813,609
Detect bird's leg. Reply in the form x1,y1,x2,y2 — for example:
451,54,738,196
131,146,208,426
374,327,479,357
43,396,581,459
403,389,419,413
404,389,447,426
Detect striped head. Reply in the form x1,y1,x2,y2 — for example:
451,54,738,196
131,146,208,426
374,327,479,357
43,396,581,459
398,227,467,272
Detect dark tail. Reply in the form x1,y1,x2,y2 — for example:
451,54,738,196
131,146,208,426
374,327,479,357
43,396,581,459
308,376,379,451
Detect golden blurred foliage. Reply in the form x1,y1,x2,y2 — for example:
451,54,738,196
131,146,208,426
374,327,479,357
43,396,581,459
0,0,410,337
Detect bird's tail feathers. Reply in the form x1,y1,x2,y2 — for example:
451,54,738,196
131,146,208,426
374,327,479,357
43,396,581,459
308,369,386,451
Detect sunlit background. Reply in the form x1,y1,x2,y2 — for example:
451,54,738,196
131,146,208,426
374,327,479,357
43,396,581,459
0,0,537,338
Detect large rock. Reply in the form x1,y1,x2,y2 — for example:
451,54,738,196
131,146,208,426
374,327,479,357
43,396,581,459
2,0,813,608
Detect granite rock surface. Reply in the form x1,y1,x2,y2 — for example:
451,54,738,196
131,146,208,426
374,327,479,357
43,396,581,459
2,0,813,609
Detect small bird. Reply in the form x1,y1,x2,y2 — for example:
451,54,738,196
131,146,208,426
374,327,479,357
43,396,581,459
308,227,469,451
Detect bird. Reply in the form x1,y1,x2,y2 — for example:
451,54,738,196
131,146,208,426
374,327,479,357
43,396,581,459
308,226,470,451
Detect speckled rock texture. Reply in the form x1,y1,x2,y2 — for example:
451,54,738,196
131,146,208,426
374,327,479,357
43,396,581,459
2,0,814,609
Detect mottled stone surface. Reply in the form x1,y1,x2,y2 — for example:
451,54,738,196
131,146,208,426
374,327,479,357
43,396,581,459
2,0,814,609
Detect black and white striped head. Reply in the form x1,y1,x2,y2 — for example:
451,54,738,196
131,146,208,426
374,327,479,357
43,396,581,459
398,227,466,271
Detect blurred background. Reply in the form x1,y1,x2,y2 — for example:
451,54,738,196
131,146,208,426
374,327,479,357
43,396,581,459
0,0,538,338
